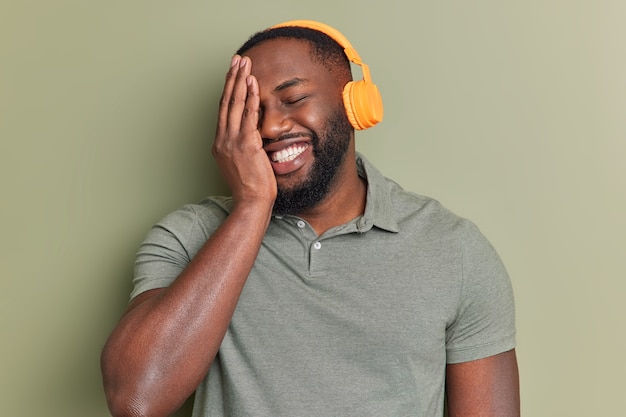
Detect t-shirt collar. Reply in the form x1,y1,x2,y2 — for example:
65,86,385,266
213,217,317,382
356,153,400,233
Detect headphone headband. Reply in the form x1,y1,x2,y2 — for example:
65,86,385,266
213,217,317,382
272,20,363,64
269,20,383,130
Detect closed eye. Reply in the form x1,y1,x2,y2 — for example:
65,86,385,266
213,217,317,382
284,95,308,105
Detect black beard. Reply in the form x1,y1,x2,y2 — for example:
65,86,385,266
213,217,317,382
272,110,353,216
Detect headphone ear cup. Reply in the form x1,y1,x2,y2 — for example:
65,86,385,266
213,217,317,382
342,80,384,130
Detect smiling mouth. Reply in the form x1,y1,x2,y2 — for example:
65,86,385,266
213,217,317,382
269,143,309,163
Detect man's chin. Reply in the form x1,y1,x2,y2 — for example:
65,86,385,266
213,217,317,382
274,168,310,193
273,183,323,216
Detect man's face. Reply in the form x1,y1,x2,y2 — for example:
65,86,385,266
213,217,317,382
242,38,353,215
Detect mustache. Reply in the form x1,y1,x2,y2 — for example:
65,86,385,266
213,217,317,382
262,132,314,146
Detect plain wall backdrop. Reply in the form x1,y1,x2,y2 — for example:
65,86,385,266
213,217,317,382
1,1,624,416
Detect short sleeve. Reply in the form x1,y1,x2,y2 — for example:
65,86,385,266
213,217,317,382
445,221,516,363
130,202,227,300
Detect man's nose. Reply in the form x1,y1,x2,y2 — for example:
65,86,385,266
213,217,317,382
259,107,293,140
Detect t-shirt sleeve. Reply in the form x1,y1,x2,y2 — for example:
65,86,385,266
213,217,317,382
130,204,219,300
445,221,516,364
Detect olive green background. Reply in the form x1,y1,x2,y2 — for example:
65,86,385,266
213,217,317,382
1,1,624,416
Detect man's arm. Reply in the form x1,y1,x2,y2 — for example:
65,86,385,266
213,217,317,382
101,55,274,417
445,349,520,417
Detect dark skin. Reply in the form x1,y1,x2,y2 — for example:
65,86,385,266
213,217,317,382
446,350,520,417
101,38,519,417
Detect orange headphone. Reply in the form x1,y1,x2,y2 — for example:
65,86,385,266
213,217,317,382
271,20,384,130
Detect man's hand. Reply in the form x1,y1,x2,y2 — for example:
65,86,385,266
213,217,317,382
213,55,276,209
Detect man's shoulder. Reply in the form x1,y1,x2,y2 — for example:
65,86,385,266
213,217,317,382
392,186,467,228
196,195,234,214
155,196,233,234
359,154,473,236
379,178,484,245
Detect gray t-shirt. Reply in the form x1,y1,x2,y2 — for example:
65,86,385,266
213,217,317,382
132,155,516,417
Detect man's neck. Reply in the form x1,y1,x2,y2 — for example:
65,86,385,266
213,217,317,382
297,155,367,236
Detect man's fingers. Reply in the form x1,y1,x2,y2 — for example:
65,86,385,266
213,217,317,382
217,55,241,135
241,75,260,135
226,57,252,135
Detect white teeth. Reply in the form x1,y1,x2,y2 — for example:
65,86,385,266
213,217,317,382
271,144,308,163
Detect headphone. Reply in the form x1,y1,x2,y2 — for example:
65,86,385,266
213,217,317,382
271,20,383,130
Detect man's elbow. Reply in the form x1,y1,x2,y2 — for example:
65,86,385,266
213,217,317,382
101,352,153,417
104,392,149,417
102,368,152,417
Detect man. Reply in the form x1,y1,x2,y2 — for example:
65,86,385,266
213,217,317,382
101,21,519,417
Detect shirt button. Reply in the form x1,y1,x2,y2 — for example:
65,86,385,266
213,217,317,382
313,241,322,250
296,220,306,228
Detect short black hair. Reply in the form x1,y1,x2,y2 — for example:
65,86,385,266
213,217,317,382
236,26,352,83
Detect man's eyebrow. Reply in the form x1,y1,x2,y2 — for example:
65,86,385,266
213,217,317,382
274,78,309,92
